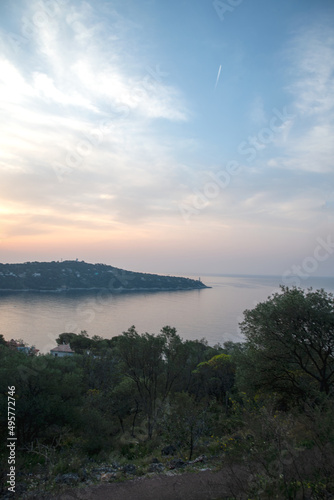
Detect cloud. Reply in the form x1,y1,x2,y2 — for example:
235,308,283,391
280,122,334,173
262,23,334,178
286,25,334,117
0,1,333,276
0,0,192,241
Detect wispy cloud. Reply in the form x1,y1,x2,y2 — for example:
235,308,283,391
287,25,334,116
0,0,191,240
266,23,334,175
0,1,333,275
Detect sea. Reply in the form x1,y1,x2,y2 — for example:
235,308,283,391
1,274,334,354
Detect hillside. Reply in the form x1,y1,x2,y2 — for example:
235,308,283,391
0,260,208,292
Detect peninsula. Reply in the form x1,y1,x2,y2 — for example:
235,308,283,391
0,260,209,292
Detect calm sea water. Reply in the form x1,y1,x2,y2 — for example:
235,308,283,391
1,275,334,354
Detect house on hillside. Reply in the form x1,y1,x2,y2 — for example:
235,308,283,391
6,339,39,355
17,345,39,355
50,343,75,357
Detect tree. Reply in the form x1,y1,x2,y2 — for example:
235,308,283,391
159,326,188,398
0,349,84,444
79,347,120,391
116,326,165,439
116,326,192,439
194,353,235,411
179,339,221,396
162,392,208,460
239,287,334,399
108,378,140,436
56,331,92,354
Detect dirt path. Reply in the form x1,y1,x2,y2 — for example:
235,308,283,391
50,466,250,500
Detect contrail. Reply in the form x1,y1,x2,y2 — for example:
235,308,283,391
214,65,222,89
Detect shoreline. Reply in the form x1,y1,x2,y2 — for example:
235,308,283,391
0,285,211,294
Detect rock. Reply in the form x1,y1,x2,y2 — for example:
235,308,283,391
122,464,136,474
169,458,186,469
151,457,160,463
100,472,117,482
84,479,94,486
55,473,80,485
91,465,118,479
79,467,89,480
148,463,164,473
92,466,116,473
161,445,176,456
189,454,207,464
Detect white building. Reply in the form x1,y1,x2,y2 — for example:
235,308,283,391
50,344,75,357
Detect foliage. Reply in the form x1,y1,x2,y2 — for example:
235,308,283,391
0,260,206,291
239,286,334,401
116,326,165,439
55,330,115,354
161,392,209,460
194,353,236,409
1,296,334,498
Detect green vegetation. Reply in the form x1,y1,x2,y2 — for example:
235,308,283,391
237,286,334,409
0,286,334,498
0,260,208,291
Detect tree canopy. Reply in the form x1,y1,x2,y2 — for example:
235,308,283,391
239,286,334,399
1,309,334,498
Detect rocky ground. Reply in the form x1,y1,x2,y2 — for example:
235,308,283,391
4,455,251,500
50,466,250,500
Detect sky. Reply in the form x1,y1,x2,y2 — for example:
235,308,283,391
0,0,334,277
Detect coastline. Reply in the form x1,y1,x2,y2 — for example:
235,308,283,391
0,285,211,294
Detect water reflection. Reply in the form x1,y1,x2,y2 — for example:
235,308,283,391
1,275,333,353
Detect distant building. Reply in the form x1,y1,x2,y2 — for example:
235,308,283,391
6,339,39,355
50,343,75,357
